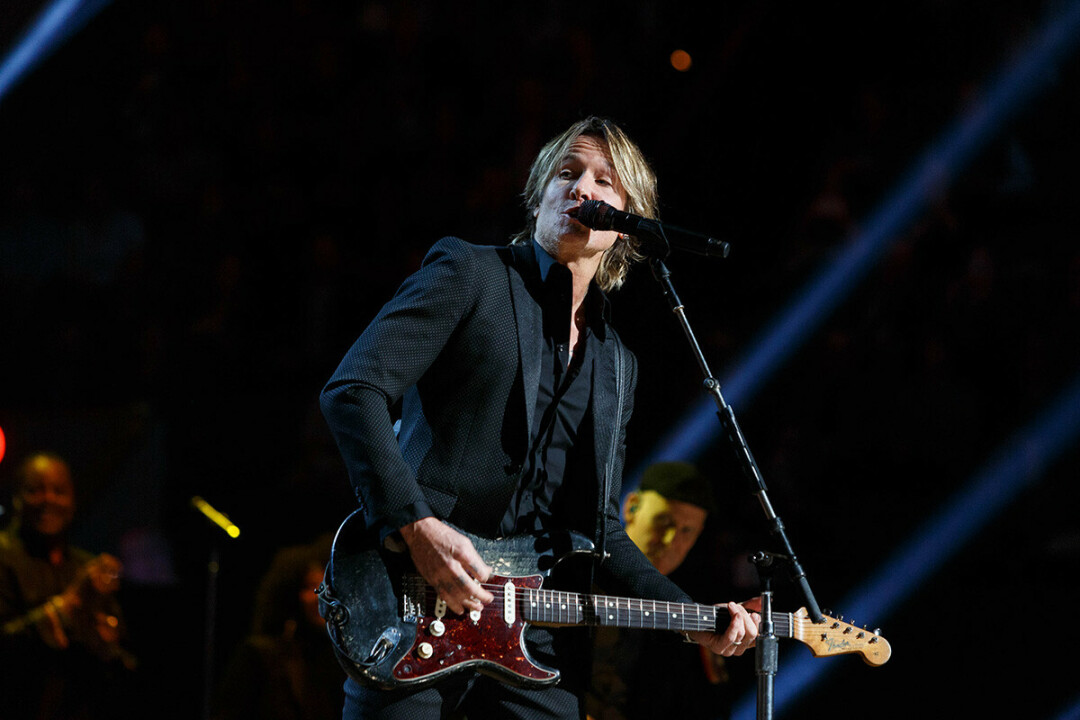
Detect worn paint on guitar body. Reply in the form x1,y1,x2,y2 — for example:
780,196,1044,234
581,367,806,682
319,510,596,690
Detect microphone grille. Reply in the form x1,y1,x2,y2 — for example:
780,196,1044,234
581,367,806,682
575,200,611,230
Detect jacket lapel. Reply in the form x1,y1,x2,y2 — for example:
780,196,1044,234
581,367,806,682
506,243,544,439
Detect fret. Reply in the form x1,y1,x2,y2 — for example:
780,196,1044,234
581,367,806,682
521,587,730,634
771,610,793,638
600,595,621,627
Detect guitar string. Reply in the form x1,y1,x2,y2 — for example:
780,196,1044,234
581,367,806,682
404,580,869,641
406,578,849,636
409,581,733,630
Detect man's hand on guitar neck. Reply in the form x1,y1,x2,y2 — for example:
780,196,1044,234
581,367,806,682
687,598,762,658
399,517,495,616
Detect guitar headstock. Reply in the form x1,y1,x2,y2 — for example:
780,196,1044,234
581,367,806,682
790,607,891,666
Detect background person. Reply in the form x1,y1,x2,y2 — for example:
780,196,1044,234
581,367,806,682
213,533,342,720
0,452,135,720
588,461,733,720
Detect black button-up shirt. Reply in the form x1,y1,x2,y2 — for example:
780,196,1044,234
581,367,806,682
500,242,605,536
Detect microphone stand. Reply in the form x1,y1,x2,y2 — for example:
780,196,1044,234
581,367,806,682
646,254,824,720
190,496,241,720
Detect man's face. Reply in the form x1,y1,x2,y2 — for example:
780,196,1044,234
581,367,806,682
533,135,626,263
17,457,76,537
624,490,707,576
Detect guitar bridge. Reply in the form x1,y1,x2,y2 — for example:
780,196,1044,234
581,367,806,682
402,574,426,621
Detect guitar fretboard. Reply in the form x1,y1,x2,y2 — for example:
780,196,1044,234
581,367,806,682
522,588,794,638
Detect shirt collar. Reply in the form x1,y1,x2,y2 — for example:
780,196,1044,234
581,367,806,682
532,240,559,283
530,240,611,337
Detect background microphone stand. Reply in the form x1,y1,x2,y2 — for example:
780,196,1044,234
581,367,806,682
191,496,242,720
645,250,825,720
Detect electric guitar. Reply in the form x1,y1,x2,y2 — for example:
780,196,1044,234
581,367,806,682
318,510,891,690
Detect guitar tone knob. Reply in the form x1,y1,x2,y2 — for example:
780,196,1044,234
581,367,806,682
429,620,445,637
469,610,482,623
417,642,434,659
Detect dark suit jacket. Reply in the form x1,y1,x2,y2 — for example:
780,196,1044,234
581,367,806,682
321,237,688,604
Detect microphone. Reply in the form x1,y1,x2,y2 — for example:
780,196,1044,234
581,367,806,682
573,200,731,259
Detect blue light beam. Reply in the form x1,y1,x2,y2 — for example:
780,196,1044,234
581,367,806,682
0,0,112,106
1050,692,1080,720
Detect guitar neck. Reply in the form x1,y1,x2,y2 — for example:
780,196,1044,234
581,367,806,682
523,589,793,638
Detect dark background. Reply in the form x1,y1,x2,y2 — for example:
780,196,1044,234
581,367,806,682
1,2,1078,718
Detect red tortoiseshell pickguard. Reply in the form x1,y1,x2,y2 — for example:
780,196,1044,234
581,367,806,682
391,573,557,685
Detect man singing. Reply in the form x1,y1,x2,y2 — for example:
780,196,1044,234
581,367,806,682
321,116,759,719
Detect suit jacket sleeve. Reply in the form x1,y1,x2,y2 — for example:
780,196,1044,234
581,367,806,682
320,237,480,537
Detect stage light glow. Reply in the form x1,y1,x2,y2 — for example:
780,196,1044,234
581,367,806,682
670,49,693,72
191,496,241,539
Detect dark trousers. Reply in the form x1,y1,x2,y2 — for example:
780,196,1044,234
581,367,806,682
342,673,584,720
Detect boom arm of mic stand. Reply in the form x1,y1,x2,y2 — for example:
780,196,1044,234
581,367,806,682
648,257,824,624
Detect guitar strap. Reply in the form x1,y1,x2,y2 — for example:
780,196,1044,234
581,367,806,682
596,336,626,567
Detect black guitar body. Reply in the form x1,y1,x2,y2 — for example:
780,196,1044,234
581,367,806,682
318,510,597,690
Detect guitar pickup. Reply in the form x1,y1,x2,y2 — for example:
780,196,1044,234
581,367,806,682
503,580,515,625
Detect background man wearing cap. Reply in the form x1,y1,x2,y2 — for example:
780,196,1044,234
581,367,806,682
588,461,733,720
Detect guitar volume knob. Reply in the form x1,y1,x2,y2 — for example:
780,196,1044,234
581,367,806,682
429,620,445,637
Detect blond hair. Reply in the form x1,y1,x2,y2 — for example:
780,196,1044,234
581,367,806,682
512,117,659,292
